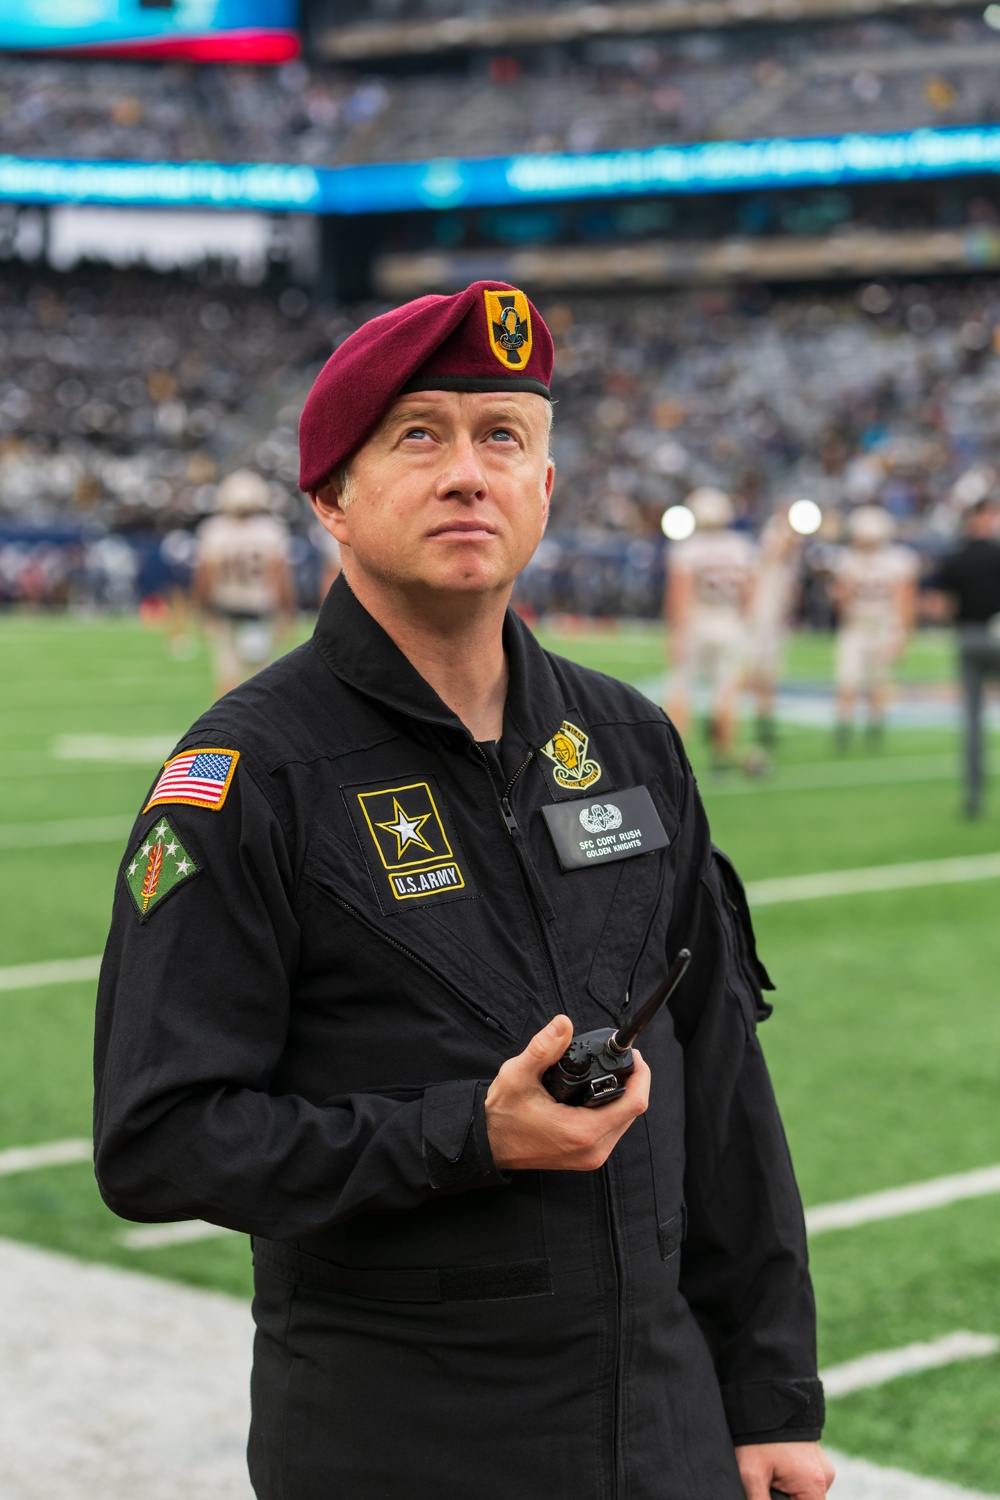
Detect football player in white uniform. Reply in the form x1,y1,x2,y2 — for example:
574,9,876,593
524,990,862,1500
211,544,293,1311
831,505,917,748
194,469,296,698
666,487,756,765
745,507,802,749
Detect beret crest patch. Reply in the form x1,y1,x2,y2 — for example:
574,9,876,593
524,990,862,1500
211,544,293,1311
484,288,533,370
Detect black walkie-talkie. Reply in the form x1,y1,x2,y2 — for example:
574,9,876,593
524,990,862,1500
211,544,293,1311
543,948,692,1107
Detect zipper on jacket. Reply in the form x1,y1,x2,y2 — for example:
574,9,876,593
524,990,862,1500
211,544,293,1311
492,749,534,834
330,894,515,1041
500,797,518,835
472,743,564,1006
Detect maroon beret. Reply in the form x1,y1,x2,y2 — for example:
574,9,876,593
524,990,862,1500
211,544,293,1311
298,281,553,493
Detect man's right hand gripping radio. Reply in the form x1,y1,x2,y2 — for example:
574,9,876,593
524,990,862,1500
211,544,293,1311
543,949,692,1107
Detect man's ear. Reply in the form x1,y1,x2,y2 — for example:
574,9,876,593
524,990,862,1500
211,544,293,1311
310,481,349,543
540,459,555,532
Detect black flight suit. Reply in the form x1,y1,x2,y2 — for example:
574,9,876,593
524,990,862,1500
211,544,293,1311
94,576,824,1500
930,537,1000,815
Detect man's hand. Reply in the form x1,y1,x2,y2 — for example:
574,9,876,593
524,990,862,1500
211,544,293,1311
735,1441,834,1500
485,1014,650,1171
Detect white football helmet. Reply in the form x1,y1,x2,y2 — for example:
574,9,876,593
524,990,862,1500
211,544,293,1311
847,504,894,546
216,469,271,516
687,486,734,530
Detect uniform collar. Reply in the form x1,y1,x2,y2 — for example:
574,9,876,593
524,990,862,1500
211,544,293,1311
313,574,567,748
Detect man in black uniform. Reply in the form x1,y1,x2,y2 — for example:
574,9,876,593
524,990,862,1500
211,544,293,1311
926,498,1000,816
94,283,832,1500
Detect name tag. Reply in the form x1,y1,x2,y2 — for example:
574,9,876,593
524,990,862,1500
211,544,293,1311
540,786,670,872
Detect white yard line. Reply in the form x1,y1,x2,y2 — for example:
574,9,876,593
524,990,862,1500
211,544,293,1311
51,734,177,763
829,1451,1000,1499
0,1139,92,1175
746,851,1000,906
0,1236,994,1500
114,1162,1000,1251
708,754,957,797
4,1124,994,1246
4,837,998,994
0,815,132,849
0,760,153,780
120,1221,236,1251
119,1165,1000,1250
822,1332,999,1399
806,1164,1000,1235
0,956,103,992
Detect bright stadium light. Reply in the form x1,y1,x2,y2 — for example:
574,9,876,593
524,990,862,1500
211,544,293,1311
662,505,695,541
985,4,1000,30
788,498,822,535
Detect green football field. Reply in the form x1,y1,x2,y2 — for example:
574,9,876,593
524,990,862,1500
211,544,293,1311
1,613,998,1491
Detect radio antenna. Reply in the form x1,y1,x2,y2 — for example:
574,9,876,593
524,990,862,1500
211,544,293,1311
607,948,692,1055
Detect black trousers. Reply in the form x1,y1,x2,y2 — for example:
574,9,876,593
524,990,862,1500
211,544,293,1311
958,626,1000,812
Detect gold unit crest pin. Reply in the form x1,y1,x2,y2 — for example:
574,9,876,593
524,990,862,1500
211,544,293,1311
541,720,602,791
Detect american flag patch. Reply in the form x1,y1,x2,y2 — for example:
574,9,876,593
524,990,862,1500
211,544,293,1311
143,748,239,814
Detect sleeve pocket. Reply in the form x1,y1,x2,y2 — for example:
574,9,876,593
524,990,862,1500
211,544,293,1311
657,1205,686,1262
704,845,774,1032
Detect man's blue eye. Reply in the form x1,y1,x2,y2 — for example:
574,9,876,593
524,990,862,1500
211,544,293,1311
405,428,430,439
490,429,514,441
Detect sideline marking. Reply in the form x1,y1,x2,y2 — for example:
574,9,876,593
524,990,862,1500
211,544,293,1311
3,1236,992,1500
0,1139,92,1176
806,1163,1000,1235
0,816,132,850
0,1235,255,1500
0,759,153,780
119,1221,236,1251
826,1450,999,1500
707,753,956,797
119,1163,1000,1251
822,1332,999,1398
747,852,1000,907
52,734,178,763
0,956,102,992
122,1165,1000,1249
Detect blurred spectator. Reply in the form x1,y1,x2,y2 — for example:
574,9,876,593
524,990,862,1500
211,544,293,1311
6,268,1000,618
925,497,1000,816
159,526,199,658
84,533,139,611
3,11,1000,166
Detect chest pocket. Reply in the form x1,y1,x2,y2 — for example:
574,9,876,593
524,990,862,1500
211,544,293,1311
302,824,536,1044
585,776,676,1020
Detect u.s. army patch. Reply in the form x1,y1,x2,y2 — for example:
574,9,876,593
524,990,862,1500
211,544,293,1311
484,287,533,370
124,818,200,920
346,778,473,912
540,720,602,792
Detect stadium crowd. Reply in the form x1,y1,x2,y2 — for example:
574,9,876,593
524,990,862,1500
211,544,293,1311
2,266,999,611
2,11,1000,167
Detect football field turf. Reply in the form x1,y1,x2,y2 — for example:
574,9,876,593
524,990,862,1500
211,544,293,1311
1,613,998,1492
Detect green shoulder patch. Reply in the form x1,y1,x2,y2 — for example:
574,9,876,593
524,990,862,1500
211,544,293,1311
124,818,200,921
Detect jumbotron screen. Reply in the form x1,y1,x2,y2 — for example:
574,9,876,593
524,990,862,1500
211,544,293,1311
0,0,299,63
